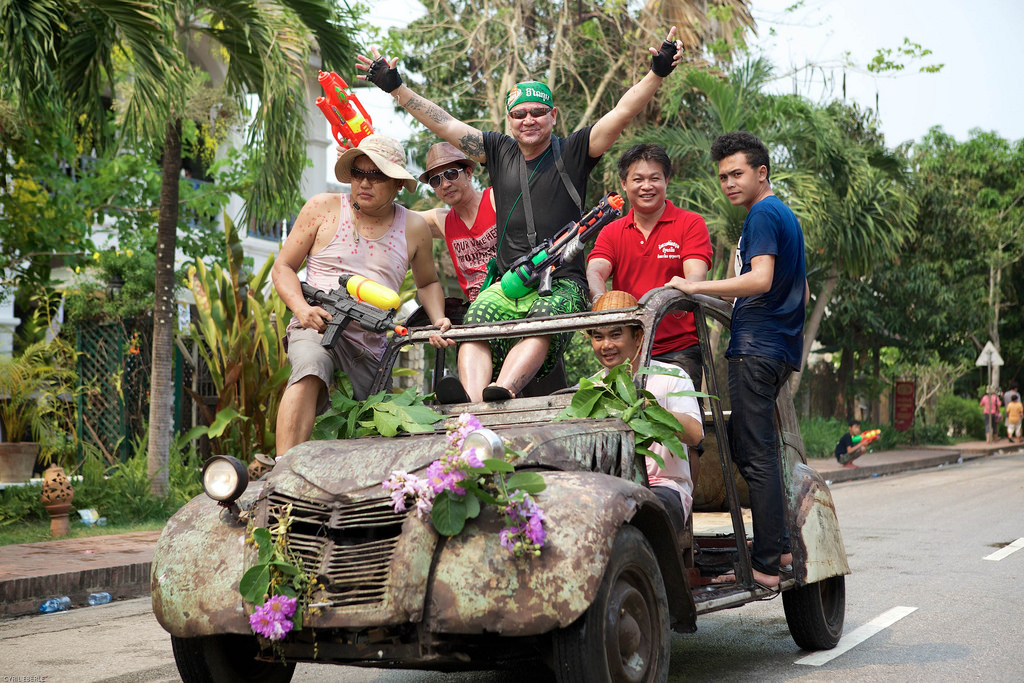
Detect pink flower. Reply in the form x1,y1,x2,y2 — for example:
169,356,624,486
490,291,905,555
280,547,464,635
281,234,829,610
249,597,295,641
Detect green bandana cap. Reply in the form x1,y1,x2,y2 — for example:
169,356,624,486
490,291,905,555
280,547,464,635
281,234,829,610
506,81,553,112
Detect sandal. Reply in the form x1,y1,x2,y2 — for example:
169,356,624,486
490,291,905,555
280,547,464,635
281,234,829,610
482,385,513,402
436,375,470,404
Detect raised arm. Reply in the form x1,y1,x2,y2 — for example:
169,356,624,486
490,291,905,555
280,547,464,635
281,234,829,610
357,49,487,163
589,27,684,157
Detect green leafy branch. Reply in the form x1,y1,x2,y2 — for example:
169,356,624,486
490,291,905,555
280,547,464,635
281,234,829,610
555,363,709,468
312,375,443,440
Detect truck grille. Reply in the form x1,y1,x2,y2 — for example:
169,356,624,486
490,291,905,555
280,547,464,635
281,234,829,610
266,492,408,608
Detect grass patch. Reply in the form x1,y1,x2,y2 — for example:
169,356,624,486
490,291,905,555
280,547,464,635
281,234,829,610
0,518,167,546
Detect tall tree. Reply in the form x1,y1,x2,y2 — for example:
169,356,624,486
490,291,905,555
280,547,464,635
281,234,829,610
393,0,755,155
1,0,357,494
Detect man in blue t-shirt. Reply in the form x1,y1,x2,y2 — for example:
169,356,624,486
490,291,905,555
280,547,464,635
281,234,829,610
667,131,807,589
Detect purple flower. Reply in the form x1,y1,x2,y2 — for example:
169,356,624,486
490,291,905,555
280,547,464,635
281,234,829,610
267,594,297,619
500,492,546,557
383,471,435,517
249,597,295,641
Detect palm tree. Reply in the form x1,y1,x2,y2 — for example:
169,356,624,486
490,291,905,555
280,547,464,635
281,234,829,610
1,0,356,494
777,101,917,395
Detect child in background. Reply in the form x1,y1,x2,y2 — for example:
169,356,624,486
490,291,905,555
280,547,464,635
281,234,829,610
1006,394,1023,444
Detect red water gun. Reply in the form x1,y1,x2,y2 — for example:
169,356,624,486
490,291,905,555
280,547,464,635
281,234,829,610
316,71,374,149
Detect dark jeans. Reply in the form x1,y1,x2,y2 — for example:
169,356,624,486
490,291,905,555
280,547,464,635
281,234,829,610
727,355,791,577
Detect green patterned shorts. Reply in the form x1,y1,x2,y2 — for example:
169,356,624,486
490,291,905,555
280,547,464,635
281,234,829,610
463,278,588,379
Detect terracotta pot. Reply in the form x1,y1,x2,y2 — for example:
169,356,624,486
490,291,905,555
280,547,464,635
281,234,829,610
41,464,75,507
41,464,75,537
247,453,276,481
0,442,40,483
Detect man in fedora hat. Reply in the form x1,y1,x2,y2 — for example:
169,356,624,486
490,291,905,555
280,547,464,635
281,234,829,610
416,141,497,303
587,290,703,543
357,28,685,403
273,134,454,457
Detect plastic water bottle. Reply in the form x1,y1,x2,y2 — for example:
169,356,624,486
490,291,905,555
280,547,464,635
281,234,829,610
88,592,112,606
40,596,72,613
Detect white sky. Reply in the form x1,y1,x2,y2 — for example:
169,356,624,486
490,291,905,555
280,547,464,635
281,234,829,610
361,0,1024,149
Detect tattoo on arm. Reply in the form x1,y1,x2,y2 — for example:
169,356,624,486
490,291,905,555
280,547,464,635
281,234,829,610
459,132,485,158
404,95,452,125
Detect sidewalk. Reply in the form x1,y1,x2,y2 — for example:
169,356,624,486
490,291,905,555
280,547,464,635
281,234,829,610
1,440,1020,620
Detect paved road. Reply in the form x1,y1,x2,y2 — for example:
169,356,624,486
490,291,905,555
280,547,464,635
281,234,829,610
2,452,1022,682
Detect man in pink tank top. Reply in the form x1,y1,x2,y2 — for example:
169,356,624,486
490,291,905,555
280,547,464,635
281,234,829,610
272,135,454,457
416,142,497,303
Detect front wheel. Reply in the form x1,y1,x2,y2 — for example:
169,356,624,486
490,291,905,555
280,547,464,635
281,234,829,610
551,525,670,683
782,575,846,651
171,634,296,683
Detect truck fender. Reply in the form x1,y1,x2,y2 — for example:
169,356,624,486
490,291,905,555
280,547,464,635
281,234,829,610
425,471,695,636
151,493,252,637
790,462,851,584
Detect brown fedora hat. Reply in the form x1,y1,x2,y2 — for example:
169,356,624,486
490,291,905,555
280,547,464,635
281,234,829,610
418,142,476,183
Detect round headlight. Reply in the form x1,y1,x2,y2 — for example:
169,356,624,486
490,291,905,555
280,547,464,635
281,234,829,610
462,428,505,460
202,455,249,505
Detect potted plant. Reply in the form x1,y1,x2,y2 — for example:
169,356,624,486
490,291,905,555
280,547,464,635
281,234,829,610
0,338,78,483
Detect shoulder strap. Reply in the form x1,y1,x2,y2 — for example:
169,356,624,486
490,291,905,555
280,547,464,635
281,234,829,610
517,136,583,247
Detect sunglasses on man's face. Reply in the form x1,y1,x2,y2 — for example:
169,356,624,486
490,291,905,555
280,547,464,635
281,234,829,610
350,168,391,184
508,106,552,120
427,167,466,188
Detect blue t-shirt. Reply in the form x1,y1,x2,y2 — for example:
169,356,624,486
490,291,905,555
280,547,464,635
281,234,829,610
726,195,806,369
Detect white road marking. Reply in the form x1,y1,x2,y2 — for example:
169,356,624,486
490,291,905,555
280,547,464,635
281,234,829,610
983,537,1024,561
794,605,918,666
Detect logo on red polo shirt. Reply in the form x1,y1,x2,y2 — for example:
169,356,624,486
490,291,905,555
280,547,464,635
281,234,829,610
657,240,681,259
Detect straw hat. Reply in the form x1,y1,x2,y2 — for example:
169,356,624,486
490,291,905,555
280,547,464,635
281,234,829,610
335,134,418,193
418,142,476,183
592,290,639,312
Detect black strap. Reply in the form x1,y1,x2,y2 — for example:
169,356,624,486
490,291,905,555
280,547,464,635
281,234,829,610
517,136,584,247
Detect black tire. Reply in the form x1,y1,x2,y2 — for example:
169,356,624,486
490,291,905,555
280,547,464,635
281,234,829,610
551,525,670,683
171,634,296,683
782,575,846,651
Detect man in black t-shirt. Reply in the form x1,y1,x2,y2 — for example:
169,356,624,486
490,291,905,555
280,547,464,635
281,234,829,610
835,420,866,468
357,29,684,403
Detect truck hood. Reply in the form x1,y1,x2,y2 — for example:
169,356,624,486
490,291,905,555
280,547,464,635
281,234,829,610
267,418,641,502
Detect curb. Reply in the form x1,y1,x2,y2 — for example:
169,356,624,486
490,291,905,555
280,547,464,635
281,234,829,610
1,562,152,620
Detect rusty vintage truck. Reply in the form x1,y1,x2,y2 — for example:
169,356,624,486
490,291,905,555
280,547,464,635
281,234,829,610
151,287,849,682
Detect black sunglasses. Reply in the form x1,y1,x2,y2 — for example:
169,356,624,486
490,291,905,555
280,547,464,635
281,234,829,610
508,106,552,120
350,168,391,183
427,167,466,188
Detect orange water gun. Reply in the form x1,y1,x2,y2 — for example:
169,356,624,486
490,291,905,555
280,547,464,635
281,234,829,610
315,71,374,149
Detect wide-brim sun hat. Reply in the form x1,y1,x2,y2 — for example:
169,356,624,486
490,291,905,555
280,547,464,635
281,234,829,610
418,141,476,183
335,134,418,193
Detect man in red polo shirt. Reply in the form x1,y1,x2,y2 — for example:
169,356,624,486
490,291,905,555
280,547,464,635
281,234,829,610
587,143,712,387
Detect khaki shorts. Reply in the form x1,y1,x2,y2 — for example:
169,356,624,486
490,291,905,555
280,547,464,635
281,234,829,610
284,327,386,411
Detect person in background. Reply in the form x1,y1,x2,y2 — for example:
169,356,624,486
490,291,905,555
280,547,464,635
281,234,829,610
415,142,497,303
980,387,1002,444
1005,393,1022,444
834,420,867,469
